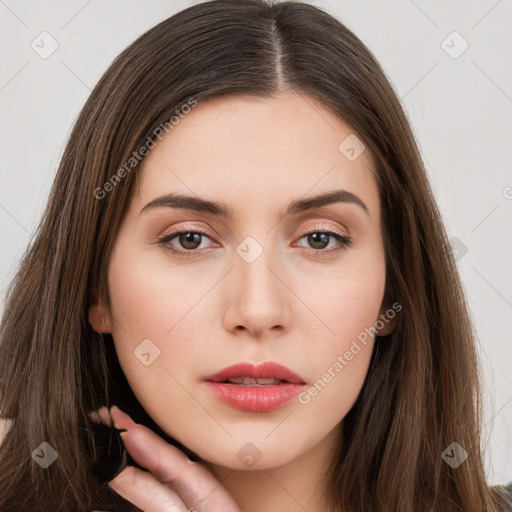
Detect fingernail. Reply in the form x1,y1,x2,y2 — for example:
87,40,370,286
89,406,111,425
109,405,135,431
89,411,101,423
109,405,123,429
98,406,109,416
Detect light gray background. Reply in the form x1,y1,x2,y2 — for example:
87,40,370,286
1,0,511,485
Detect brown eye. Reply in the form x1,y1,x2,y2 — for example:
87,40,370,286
296,230,352,253
176,232,203,250
156,228,352,257
157,229,216,255
306,232,330,250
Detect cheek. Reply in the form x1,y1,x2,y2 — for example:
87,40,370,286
106,247,215,391
106,251,206,427
107,248,203,340
322,277,384,345
294,278,384,434
295,248,386,356
291,248,385,409
297,278,381,398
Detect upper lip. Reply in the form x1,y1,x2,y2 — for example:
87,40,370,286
204,362,306,385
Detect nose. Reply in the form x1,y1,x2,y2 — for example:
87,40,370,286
222,239,292,339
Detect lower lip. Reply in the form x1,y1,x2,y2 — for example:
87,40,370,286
204,381,305,412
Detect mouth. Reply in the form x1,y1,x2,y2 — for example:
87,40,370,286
203,361,306,385
218,377,288,386
203,362,306,412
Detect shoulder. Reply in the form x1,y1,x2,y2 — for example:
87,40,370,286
494,481,512,507
496,481,512,493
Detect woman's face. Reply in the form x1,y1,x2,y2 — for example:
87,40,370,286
90,91,395,470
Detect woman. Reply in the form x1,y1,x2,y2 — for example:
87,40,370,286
0,0,511,511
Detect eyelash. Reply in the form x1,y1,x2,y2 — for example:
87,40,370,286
156,228,352,257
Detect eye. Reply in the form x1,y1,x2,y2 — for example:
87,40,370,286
156,227,352,256
295,229,352,254
157,229,216,256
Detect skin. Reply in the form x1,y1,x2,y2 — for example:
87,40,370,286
89,91,397,512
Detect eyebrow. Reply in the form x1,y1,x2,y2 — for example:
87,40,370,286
140,189,370,218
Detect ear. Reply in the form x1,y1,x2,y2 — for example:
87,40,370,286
88,290,113,334
376,287,399,336
376,304,397,336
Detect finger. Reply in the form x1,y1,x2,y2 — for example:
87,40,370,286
110,406,240,512
109,465,189,512
88,411,102,423
98,406,112,425
88,406,112,426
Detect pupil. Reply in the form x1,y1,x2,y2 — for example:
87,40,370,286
309,233,329,249
180,232,201,249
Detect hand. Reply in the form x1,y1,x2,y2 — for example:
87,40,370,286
89,405,240,512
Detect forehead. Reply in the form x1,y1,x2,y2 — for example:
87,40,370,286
133,92,380,220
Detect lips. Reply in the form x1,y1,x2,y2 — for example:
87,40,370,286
203,362,307,412
203,361,306,385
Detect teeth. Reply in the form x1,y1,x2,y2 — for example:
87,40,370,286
226,377,283,385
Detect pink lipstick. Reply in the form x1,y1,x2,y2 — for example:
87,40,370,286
203,362,306,412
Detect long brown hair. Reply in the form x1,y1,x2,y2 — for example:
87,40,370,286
0,0,510,510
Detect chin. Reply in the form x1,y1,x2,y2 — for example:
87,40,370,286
190,436,307,471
